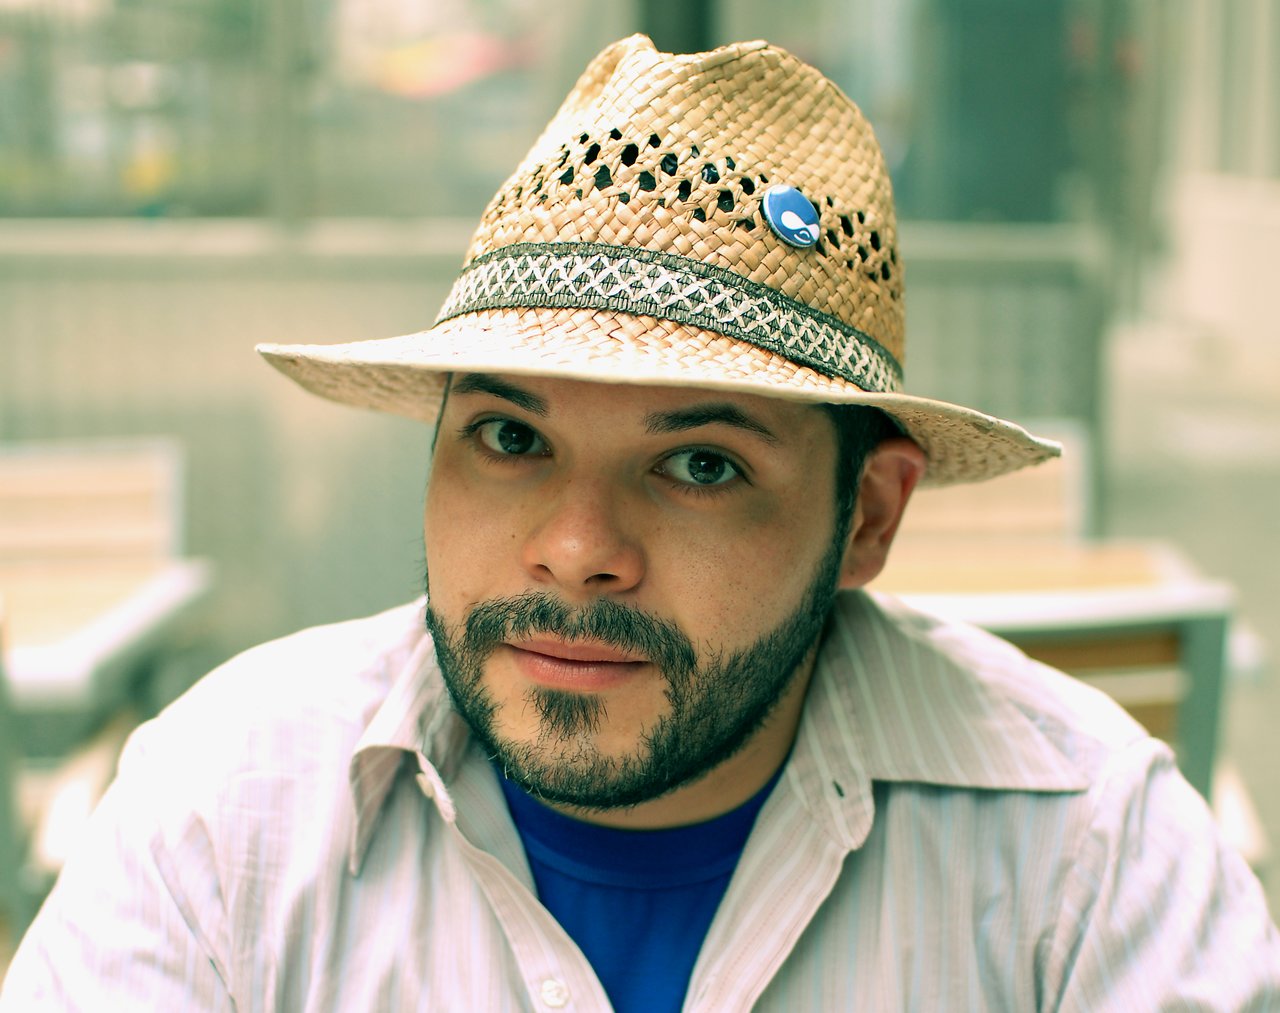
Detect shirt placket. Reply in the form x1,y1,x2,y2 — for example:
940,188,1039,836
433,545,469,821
415,750,613,1012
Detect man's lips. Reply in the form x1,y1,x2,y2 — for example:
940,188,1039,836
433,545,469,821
511,639,647,664
505,639,648,689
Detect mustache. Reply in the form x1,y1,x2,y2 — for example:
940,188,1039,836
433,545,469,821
459,591,698,675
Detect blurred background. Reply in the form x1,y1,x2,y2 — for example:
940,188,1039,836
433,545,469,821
1,0,1278,958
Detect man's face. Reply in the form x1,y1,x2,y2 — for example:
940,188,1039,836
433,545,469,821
422,373,850,819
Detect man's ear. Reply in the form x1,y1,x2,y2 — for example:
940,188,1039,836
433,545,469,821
838,437,926,590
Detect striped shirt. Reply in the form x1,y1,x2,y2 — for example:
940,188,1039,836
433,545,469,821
3,592,1278,1010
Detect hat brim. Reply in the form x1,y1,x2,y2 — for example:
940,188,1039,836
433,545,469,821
257,305,1059,487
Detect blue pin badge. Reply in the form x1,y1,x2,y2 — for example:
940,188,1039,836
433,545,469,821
762,185,821,249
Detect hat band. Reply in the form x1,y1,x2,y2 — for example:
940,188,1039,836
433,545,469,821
435,242,904,394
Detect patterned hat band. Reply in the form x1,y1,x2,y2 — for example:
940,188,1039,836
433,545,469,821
435,241,905,395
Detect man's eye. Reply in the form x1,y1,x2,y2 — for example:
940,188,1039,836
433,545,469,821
661,449,740,487
475,419,547,456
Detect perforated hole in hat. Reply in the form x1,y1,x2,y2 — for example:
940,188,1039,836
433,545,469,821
481,128,901,301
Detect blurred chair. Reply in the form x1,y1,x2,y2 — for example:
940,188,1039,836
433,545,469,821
1,598,137,956
0,438,211,755
0,438,211,951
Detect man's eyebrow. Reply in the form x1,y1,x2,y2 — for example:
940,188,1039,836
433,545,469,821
644,403,780,444
450,373,548,416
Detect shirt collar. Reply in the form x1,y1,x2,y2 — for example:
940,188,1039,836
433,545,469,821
347,591,1092,869
785,590,1090,851
346,602,470,874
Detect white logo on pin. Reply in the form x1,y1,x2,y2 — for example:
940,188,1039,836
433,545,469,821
763,185,821,248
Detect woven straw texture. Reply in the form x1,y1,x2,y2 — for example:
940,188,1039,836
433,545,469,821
259,35,1060,486
463,36,903,367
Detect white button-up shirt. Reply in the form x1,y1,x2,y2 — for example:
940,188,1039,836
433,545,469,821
4,593,1279,1010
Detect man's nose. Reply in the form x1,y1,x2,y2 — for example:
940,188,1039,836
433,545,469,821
520,477,645,595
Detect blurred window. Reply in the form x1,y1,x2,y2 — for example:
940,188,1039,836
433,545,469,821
0,0,629,218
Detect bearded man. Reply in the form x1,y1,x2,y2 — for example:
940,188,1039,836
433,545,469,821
4,34,1278,1011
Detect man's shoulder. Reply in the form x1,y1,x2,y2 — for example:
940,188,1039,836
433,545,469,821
849,591,1153,782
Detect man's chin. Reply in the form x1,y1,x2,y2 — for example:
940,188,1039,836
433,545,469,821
482,666,673,759
484,729,678,811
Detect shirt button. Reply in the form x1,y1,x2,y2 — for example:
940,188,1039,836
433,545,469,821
539,977,570,1008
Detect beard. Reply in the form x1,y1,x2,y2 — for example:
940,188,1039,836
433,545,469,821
423,538,844,811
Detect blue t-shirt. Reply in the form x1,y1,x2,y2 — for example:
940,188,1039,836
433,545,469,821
498,769,781,1013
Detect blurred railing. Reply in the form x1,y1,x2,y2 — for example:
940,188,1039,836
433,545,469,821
0,218,1107,665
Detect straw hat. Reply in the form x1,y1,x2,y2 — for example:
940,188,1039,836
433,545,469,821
258,34,1059,485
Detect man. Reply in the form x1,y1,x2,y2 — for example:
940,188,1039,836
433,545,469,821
4,35,1279,1010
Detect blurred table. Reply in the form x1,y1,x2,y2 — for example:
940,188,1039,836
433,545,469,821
0,558,211,757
